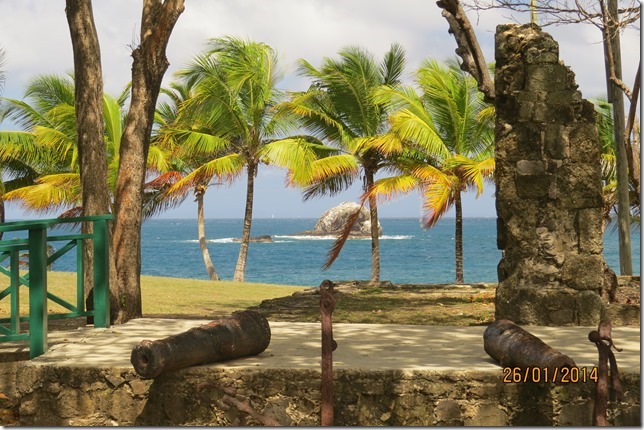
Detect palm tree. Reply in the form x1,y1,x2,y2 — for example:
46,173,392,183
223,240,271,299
369,59,495,284
279,44,407,282
0,74,78,219
154,81,221,281
164,37,312,282
0,74,179,218
0,47,6,94
594,99,640,229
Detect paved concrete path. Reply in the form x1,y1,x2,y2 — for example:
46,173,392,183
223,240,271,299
2,319,639,373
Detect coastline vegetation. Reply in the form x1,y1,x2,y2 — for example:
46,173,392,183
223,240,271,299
0,36,636,292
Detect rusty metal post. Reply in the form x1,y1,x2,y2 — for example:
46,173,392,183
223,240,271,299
589,320,622,426
320,280,337,426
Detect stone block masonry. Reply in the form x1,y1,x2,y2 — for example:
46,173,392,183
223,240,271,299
494,24,615,325
6,366,640,426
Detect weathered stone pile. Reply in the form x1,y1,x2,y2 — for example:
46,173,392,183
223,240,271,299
494,24,615,326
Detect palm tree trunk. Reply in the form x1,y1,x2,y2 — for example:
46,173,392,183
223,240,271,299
233,162,256,282
603,0,632,275
365,169,381,282
196,186,219,281
455,190,464,284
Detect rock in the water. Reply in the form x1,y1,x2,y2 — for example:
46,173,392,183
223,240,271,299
299,202,382,237
232,235,273,243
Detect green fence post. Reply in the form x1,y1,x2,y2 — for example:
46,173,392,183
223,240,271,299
10,250,20,334
92,218,110,328
77,238,84,313
28,226,48,358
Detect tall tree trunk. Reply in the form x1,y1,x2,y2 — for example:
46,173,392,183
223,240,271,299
111,0,185,324
365,169,381,282
65,0,111,305
0,199,4,240
233,162,256,282
602,0,632,275
625,61,641,205
454,189,464,284
196,185,219,281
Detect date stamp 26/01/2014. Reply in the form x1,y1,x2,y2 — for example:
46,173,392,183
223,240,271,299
502,366,598,384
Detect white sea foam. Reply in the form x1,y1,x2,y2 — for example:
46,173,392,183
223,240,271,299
273,234,413,241
209,238,236,243
274,235,338,241
183,238,236,244
184,235,413,244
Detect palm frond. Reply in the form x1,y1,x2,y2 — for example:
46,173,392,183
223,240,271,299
421,174,458,228
377,86,449,159
142,171,188,218
276,91,346,141
166,153,245,197
367,174,419,205
445,154,495,196
4,173,81,213
309,154,360,184
302,173,354,201
117,82,132,107
165,128,231,155
258,137,332,185
379,43,406,86
103,93,124,149
362,133,404,157
147,145,171,173
323,203,366,271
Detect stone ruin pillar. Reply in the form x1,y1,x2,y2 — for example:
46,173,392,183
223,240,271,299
494,24,614,326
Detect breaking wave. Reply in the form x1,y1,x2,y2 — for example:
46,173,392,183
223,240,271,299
183,235,413,244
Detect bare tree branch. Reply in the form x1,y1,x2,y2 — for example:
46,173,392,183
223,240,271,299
464,0,640,29
436,0,495,102
599,0,634,101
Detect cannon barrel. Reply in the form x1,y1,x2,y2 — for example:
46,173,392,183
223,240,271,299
131,310,271,378
484,319,576,378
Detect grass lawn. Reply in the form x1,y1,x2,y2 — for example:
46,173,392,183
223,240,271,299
0,271,308,319
251,284,497,326
0,272,498,326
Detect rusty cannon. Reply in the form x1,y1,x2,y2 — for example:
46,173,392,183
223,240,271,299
130,310,271,379
483,319,577,383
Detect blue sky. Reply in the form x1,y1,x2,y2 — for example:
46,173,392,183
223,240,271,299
0,0,640,219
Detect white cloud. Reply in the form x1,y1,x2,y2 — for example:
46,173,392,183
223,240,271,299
0,0,639,219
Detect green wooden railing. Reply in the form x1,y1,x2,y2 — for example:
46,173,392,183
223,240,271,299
0,215,112,358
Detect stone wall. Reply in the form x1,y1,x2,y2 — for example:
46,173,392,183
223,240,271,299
494,24,613,325
3,364,640,426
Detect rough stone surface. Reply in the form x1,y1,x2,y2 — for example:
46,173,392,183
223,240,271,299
494,24,614,325
5,365,639,426
297,201,382,237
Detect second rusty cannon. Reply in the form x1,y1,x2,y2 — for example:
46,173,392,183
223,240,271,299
131,310,271,379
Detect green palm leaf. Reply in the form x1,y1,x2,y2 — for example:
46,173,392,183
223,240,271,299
4,173,81,213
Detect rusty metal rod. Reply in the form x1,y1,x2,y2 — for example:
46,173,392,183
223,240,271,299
320,280,336,426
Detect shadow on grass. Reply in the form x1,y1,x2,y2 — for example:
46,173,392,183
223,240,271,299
249,288,496,326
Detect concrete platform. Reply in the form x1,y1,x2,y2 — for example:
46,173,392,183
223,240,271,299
1,320,640,426
2,318,639,371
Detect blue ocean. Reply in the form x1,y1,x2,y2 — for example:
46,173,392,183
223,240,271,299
140,217,503,286
39,217,640,286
